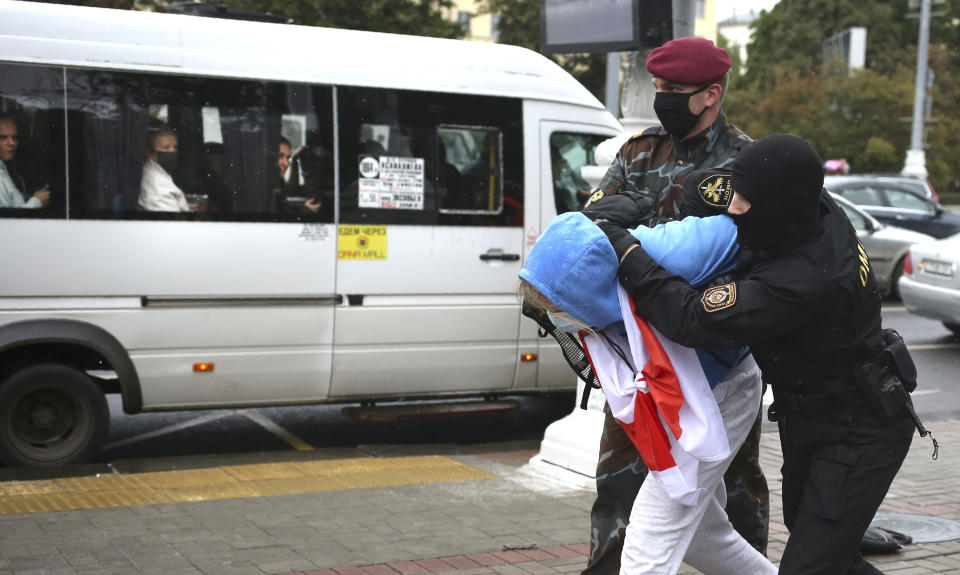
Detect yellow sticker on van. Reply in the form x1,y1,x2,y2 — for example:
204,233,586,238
338,226,387,260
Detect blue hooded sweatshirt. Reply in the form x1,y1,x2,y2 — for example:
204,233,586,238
518,212,746,387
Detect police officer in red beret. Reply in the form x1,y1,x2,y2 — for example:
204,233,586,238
580,37,769,575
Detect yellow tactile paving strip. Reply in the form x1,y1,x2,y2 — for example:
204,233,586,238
0,455,494,515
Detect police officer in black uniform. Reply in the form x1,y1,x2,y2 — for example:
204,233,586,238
595,134,916,574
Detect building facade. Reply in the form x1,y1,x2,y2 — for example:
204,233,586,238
445,0,499,43
718,10,758,75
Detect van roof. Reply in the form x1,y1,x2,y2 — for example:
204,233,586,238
0,0,606,110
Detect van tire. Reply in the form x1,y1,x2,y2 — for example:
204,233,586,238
0,364,109,467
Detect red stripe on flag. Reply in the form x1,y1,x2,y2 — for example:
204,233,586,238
619,392,677,471
628,297,685,441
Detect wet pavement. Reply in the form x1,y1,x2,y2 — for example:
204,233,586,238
1,420,960,574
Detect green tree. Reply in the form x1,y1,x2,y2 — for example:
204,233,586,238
925,45,960,199
737,0,960,195
744,0,908,88
219,0,463,38
716,34,743,89
726,67,913,174
33,0,137,8
39,0,464,38
861,137,899,172
477,0,605,104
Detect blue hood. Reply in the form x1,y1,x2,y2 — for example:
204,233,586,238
519,212,739,330
519,212,621,330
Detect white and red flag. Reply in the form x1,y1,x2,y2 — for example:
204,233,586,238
581,286,730,506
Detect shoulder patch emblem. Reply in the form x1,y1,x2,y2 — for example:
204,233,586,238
701,283,737,313
586,190,604,206
630,126,665,141
697,173,734,209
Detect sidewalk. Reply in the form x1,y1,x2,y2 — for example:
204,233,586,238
1,420,959,574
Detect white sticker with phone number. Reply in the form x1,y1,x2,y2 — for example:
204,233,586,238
357,156,424,210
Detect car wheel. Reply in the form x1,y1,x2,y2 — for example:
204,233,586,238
0,364,109,467
890,256,906,300
944,323,960,337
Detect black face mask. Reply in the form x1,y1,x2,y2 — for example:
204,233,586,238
155,151,179,177
653,84,709,138
731,205,792,251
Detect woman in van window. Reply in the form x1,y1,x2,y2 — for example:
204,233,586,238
139,127,192,212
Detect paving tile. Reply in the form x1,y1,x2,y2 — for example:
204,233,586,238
413,558,455,572
464,552,507,566
384,562,428,575
5,422,960,575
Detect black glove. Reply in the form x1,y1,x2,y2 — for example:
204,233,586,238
595,220,639,262
581,188,655,227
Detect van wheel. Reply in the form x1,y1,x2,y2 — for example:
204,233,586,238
0,364,109,467
944,323,960,337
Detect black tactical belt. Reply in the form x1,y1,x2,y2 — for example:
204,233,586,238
768,382,859,420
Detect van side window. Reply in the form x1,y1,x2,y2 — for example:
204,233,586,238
549,132,605,215
0,63,66,218
437,126,502,214
338,86,523,227
66,70,334,222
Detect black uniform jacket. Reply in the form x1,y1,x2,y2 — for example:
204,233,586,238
619,191,884,393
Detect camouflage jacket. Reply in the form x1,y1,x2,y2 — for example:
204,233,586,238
596,111,751,225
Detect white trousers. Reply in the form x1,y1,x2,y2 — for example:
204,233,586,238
620,355,777,575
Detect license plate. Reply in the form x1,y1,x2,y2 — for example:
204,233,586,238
921,259,954,277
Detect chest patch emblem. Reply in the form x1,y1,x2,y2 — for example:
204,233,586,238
701,283,737,312
586,190,605,206
697,173,734,208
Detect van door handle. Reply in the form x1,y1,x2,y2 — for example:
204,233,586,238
479,252,520,261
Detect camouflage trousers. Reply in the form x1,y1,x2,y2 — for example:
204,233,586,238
582,395,769,575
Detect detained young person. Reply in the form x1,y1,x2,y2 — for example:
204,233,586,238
518,172,776,575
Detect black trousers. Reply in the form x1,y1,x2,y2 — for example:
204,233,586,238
581,401,769,575
777,398,914,575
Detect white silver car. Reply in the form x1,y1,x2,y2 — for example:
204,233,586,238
898,232,960,336
831,194,934,297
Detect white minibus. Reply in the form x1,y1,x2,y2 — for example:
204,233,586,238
0,0,620,466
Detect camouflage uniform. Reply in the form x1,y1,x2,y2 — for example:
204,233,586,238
582,111,769,575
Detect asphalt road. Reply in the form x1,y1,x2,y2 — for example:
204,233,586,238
95,301,960,467
5,301,956,477
94,390,577,471
879,302,960,421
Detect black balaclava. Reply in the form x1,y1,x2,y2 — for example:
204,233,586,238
730,134,824,251
680,168,734,218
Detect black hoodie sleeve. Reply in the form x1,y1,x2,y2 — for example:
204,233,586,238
616,245,819,349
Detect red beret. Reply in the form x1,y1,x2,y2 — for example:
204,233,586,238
646,37,731,85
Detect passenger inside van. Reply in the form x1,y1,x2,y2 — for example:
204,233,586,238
139,126,193,212
551,145,590,215
0,115,51,209
435,145,462,209
275,136,321,215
